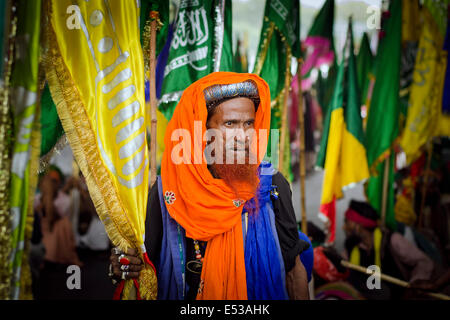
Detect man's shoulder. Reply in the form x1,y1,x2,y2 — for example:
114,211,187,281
270,170,291,192
259,161,290,187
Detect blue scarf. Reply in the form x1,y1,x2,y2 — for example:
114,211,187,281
244,162,288,300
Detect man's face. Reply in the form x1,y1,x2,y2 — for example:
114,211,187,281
343,219,360,238
205,97,259,193
343,218,365,253
206,97,256,164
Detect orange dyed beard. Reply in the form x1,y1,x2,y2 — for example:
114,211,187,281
210,154,260,201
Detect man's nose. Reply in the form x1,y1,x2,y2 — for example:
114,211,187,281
226,128,245,143
234,129,247,143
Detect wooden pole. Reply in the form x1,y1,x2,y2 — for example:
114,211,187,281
148,12,158,187
279,54,291,174
341,260,450,300
297,59,307,235
362,76,375,130
380,155,390,228
418,141,433,229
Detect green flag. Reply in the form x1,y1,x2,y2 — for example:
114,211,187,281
366,0,402,230
158,0,233,120
219,0,233,72
9,0,41,300
253,0,300,181
307,0,334,40
314,64,336,123
40,85,64,158
233,38,244,73
356,32,374,105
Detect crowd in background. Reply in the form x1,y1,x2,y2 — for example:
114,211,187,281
30,165,114,299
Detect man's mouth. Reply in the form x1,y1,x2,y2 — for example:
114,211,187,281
225,144,248,151
227,148,249,153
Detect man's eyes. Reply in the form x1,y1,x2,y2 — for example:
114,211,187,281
223,120,254,126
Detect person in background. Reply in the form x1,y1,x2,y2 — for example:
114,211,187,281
343,200,435,299
410,269,450,295
34,165,82,267
64,173,110,251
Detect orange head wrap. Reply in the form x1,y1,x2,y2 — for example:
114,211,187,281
161,72,271,299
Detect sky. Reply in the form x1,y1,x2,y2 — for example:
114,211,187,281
236,0,382,7
300,0,381,8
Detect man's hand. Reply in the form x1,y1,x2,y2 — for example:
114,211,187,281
286,255,310,300
110,248,144,281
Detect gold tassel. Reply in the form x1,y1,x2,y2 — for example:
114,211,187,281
19,63,45,301
137,266,158,300
0,2,18,300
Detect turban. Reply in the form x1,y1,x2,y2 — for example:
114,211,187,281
203,79,260,113
345,200,378,229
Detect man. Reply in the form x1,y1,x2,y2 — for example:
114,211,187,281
109,72,310,300
343,200,435,299
34,166,82,267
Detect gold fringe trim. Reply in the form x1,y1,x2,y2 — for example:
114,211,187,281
138,267,158,300
43,2,156,299
18,122,39,299
253,19,275,76
122,279,135,300
19,64,45,300
279,44,292,180
38,134,67,173
120,268,157,300
0,3,17,300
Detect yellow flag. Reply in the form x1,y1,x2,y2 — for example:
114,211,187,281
44,0,155,298
438,113,450,137
402,0,421,43
400,8,446,165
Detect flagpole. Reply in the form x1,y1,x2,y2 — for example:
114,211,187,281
148,11,158,187
279,52,291,174
297,59,307,235
363,76,375,130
